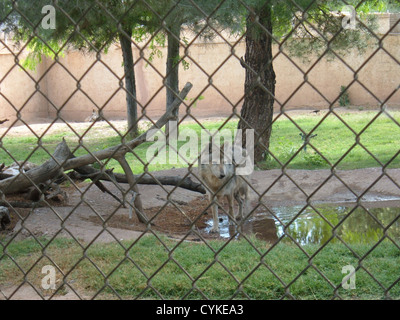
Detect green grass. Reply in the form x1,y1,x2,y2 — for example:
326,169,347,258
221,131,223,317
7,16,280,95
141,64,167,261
1,110,399,173
1,235,399,299
266,111,400,170
1,111,399,299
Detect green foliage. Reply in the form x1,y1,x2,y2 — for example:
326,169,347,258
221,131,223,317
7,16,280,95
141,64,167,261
21,37,65,71
2,0,394,72
3,0,157,70
358,0,400,13
207,0,390,63
184,94,205,108
304,152,326,166
147,34,166,64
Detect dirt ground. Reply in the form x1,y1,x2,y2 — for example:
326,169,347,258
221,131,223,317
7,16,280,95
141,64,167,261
2,166,400,243
2,109,400,299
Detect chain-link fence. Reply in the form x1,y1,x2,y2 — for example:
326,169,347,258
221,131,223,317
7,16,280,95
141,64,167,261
0,0,400,300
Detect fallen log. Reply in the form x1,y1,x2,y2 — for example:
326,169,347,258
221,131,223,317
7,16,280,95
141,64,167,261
0,140,70,195
65,151,125,206
0,200,48,208
62,82,193,223
70,169,206,194
0,83,194,224
0,173,13,180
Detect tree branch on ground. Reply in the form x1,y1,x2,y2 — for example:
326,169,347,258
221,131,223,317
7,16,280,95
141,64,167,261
0,83,195,222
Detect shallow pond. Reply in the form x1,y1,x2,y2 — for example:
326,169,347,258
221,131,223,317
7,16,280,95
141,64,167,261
205,204,400,245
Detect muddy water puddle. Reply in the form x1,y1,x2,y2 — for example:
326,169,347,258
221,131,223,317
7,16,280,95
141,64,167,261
205,204,400,245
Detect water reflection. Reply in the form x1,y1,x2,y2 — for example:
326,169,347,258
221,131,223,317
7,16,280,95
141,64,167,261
275,205,400,245
205,205,400,245
205,214,278,243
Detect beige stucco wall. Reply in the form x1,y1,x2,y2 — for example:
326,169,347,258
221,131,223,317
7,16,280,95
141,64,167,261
0,48,49,121
1,13,399,123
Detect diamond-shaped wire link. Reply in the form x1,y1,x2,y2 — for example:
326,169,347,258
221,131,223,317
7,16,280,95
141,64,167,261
0,0,399,300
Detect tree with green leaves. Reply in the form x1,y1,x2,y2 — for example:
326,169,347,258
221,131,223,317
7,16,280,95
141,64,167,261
146,0,218,139
2,0,399,162
210,0,399,163
1,0,159,138
1,0,220,139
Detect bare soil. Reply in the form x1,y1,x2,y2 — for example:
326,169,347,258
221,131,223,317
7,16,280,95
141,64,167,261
83,197,211,239
2,166,400,244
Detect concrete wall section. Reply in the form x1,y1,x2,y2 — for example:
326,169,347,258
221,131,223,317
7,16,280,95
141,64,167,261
0,14,399,124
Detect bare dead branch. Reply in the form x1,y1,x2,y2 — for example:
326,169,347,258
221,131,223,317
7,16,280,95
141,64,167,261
63,82,193,171
115,155,148,223
69,167,206,194
0,83,193,223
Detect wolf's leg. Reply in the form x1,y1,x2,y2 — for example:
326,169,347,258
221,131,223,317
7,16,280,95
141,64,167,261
242,188,249,220
235,194,244,221
211,203,219,232
210,194,219,233
227,195,236,225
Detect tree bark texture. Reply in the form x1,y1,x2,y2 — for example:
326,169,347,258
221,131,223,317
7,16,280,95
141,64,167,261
166,23,181,115
165,23,181,143
238,5,276,163
119,29,139,138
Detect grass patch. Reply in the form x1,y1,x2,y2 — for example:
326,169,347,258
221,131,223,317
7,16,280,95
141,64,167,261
265,111,400,169
0,111,399,172
1,235,399,299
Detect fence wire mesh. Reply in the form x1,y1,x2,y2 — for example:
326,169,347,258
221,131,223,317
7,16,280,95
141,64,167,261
0,0,400,300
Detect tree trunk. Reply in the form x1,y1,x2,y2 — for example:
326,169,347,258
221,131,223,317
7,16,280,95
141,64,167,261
119,29,139,138
165,23,181,143
238,5,276,163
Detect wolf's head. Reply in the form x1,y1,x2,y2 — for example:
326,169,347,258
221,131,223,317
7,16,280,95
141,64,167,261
200,142,235,180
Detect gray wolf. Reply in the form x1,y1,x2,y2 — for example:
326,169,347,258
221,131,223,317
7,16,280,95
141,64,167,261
198,141,250,233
